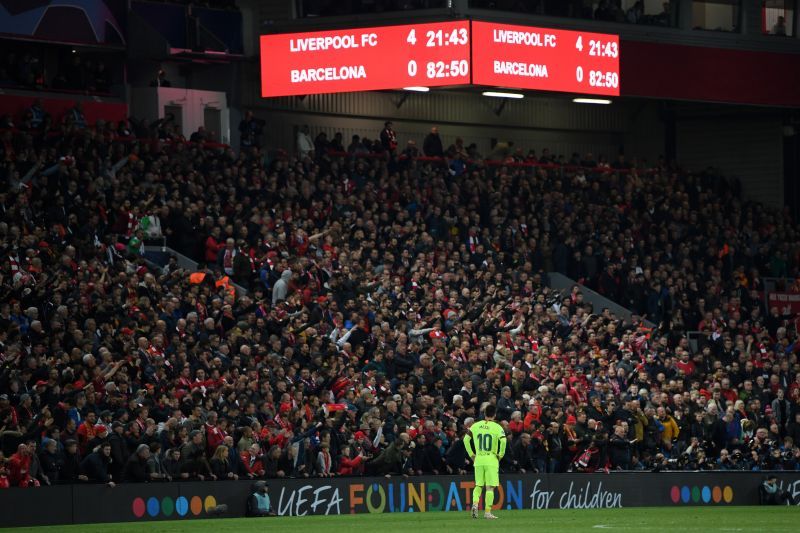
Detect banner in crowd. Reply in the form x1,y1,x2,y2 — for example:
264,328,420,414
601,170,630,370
2,473,799,527
767,292,800,315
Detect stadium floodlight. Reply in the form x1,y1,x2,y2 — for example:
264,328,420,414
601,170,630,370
482,91,524,99
402,86,430,92
572,98,612,105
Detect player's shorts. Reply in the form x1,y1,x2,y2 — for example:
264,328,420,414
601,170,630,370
474,463,499,487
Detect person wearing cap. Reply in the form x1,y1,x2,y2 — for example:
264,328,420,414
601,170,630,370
86,424,109,453
38,438,61,485
108,421,129,482
59,440,86,483
563,414,580,458
247,481,275,517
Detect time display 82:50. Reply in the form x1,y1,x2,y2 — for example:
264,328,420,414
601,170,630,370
575,66,619,88
407,59,469,79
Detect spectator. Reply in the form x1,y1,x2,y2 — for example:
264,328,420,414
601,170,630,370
59,441,86,483
80,442,114,486
122,444,151,483
8,444,36,487
297,125,314,158
773,16,787,36
150,69,172,87
347,134,368,155
65,101,87,129
271,269,293,304
210,445,239,480
338,444,365,475
316,441,333,477
38,439,61,485
239,111,264,150
608,425,632,470
423,126,444,157
380,121,397,153
180,430,215,480
240,443,265,478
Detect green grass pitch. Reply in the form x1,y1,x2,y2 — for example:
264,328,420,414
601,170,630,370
5,507,797,532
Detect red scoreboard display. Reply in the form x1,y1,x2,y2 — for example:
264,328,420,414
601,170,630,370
260,21,620,98
260,21,471,97
472,21,620,96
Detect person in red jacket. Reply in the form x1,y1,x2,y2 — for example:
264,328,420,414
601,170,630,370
509,411,524,436
241,443,265,478
0,461,9,489
76,412,97,454
338,445,365,476
206,416,228,456
205,227,224,263
8,444,37,487
523,398,543,431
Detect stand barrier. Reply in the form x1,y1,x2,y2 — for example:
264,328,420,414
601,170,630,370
1,472,799,527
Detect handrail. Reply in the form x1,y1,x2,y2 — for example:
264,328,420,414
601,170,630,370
304,148,671,176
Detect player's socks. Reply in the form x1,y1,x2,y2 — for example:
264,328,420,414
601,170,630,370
484,490,494,514
472,486,483,512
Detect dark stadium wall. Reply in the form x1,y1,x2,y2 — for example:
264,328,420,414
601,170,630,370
675,113,785,207
621,41,800,108
3,473,798,527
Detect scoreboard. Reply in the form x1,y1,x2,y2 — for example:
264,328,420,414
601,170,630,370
260,21,470,97
260,20,620,98
471,22,619,97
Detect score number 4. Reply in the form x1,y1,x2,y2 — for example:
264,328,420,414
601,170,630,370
407,28,468,47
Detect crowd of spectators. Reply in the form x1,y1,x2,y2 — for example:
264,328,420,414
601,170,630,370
1,100,799,489
0,46,114,95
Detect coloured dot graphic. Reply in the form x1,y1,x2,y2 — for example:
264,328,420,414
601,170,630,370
131,495,219,518
670,485,733,505
176,496,189,516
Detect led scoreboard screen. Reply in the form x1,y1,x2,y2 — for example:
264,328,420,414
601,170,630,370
472,21,620,96
260,21,620,98
260,21,471,97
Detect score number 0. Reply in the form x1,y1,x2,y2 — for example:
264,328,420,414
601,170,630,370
407,30,418,77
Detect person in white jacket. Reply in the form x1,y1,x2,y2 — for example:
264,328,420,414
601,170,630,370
297,125,314,159
272,269,292,304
